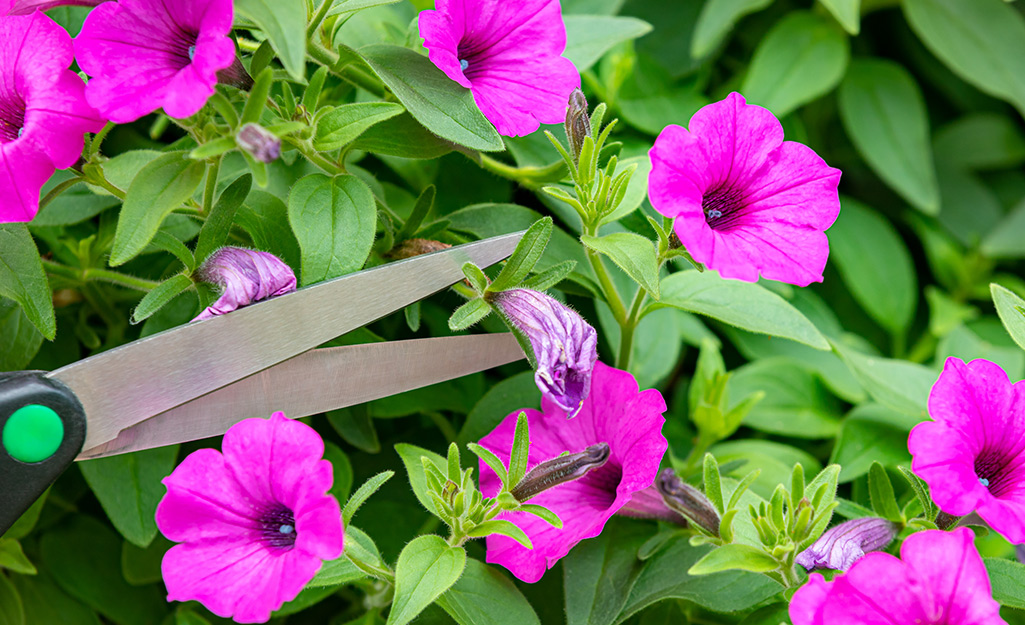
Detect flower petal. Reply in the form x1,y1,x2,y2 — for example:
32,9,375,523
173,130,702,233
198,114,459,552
0,138,53,223
909,420,988,515
819,552,928,624
686,92,784,189
788,573,830,625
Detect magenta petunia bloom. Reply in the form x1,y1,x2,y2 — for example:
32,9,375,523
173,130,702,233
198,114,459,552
193,247,297,321
478,361,667,582
489,288,598,417
0,12,104,223
909,357,1025,543
648,92,841,286
156,412,344,624
790,528,1005,625
74,0,237,123
4,0,108,15
795,517,897,572
418,0,580,137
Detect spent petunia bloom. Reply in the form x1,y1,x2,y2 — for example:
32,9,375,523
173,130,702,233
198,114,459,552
648,92,841,286
418,0,580,137
156,412,344,623
789,528,1006,625
4,0,109,15
909,357,1025,543
478,361,667,582
488,288,598,417
795,517,897,572
193,247,297,321
74,0,241,123
0,12,104,223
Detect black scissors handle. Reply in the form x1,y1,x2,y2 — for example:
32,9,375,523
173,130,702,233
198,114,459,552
0,372,86,534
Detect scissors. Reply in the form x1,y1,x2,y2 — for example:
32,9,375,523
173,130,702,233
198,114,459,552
0,231,526,534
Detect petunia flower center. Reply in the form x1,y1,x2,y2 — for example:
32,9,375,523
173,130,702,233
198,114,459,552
456,42,485,79
0,94,26,144
459,58,469,71
701,185,746,231
259,504,297,550
973,446,1025,498
169,27,200,70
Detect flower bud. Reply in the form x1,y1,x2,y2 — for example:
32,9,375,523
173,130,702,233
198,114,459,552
6,0,108,15
193,247,297,321
617,484,690,526
386,238,452,260
795,517,897,572
656,468,721,537
488,288,598,417
236,123,281,164
564,89,591,163
510,443,610,502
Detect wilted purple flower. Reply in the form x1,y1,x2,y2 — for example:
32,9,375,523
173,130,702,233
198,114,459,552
0,11,105,223
510,442,609,501
478,361,667,582
489,288,598,417
910,357,1025,544
617,481,689,525
648,92,841,286
795,517,897,572
653,468,720,535
4,0,109,14
790,528,1005,625
193,247,297,321
236,123,281,164
418,0,580,137
564,89,591,162
74,0,238,123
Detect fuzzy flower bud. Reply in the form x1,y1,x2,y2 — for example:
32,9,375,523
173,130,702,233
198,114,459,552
564,89,591,163
193,247,297,321
488,288,598,417
656,468,721,537
795,517,898,572
510,443,610,502
236,123,281,164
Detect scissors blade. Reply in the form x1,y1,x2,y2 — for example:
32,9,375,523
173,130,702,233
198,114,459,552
76,333,525,459
49,232,524,451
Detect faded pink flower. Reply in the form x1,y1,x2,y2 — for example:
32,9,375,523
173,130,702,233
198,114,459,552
910,357,1025,543
790,528,1005,625
0,12,104,223
478,361,667,582
193,247,297,322
156,412,344,624
74,0,237,123
4,0,109,15
795,517,897,572
418,0,580,137
648,92,841,286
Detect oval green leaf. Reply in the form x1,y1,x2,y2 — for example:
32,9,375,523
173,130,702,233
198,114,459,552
0,225,54,339
235,0,306,80
314,102,406,151
992,284,1025,352
691,0,772,58
562,15,652,72
436,558,540,625
388,535,467,625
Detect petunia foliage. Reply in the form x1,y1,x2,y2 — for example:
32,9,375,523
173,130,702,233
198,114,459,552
4,1,1025,624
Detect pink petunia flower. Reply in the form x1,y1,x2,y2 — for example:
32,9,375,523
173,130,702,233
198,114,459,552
74,0,238,123
156,412,344,624
648,92,841,286
418,0,580,137
192,247,297,322
478,361,667,582
0,12,104,223
909,357,1025,543
790,528,1006,625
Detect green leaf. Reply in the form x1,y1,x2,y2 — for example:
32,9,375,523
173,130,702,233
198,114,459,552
40,516,166,625
517,504,562,528
689,544,778,575
314,102,406,151
985,558,1025,609
121,538,169,586
195,174,251,264
466,443,508,486
361,45,503,152
397,185,437,242
448,298,492,331
328,404,381,453
395,444,447,517
741,12,849,117
324,441,354,503
288,173,377,286
462,263,489,295
563,519,650,625
903,0,1025,119
868,462,903,523
309,526,379,588
520,260,577,292
581,233,660,299
829,197,917,334
234,0,306,80
389,535,467,625
838,59,939,214
703,455,724,514
327,0,402,16
130,274,193,325
562,16,653,72
436,558,540,625
0,572,24,625
342,471,395,525
729,358,841,439
655,271,828,350
508,412,530,487
992,284,1025,352
691,0,772,58
11,573,100,625
983,197,1025,260
465,520,531,548
0,539,36,575
831,340,934,417
0,298,43,371
78,446,179,548
241,67,274,127
933,113,1025,171
352,113,456,159
831,404,915,483
818,0,860,34
488,217,553,292
110,152,206,266
0,225,55,339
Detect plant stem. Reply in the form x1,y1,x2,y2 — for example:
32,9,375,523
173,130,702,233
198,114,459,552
307,40,389,99
306,0,335,36
202,156,221,215
88,122,116,159
38,177,84,211
477,154,567,189
616,287,647,371
42,259,159,292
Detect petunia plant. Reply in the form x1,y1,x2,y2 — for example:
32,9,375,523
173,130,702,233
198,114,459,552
4,0,1025,624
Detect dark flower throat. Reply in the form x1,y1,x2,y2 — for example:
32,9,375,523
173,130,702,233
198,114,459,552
259,504,297,550
701,186,745,230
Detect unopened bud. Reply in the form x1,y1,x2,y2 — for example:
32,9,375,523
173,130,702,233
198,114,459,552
656,468,721,537
510,443,610,502
795,517,897,572
564,89,591,163
216,56,255,91
237,123,281,163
